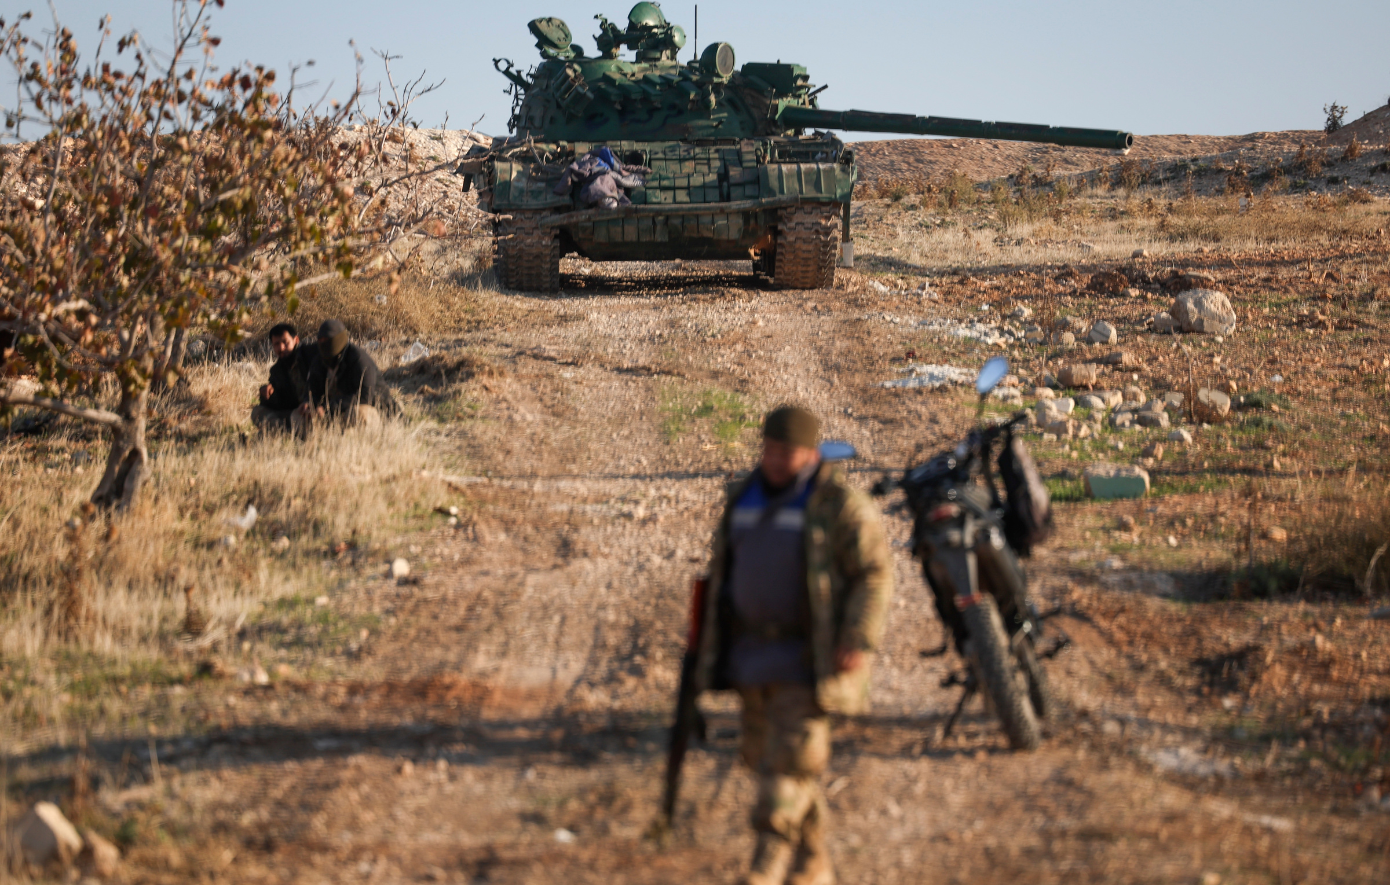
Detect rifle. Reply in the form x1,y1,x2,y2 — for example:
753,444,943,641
648,576,709,843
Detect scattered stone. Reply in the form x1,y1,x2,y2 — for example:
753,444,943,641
1178,271,1218,289
1102,350,1135,366
1195,388,1232,422
1056,331,1076,348
314,595,330,607
1263,526,1289,543
1137,410,1170,429
1142,442,1165,459
1087,320,1119,345
1111,411,1136,430
1084,464,1151,499
1151,312,1179,334
237,663,270,686
1032,387,1056,400
77,830,121,880
1200,872,1223,885
272,535,291,551
1052,397,1076,414
1043,418,1078,439
1059,364,1100,388
1055,316,1089,335
1042,372,1060,388
1075,394,1106,410
1162,391,1184,412
1110,439,1125,451
1167,535,1179,547
12,802,83,869
1169,428,1194,444
1040,432,1058,443
1132,248,1150,259
1117,515,1137,531
1101,718,1124,737
1097,389,1123,408
398,759,415,777
390,558,411,580
1010,305,1032,319
1123,287,1146,298
554,828,577,844
1088,270,1130,294
1123,385,1145,403
1172,289,1237,335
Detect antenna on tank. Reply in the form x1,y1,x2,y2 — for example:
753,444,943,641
693,6,698,62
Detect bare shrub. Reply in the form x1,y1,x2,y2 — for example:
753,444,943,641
1343,137,1363,161
1293,143,1324,178
938,171,978,210
0,3,476,512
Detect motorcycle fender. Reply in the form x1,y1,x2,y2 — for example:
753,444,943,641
928,546,979,608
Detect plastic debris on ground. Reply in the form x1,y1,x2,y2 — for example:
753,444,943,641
881,364,976,390
400,340,429,365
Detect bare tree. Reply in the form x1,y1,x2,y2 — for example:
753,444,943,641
0,1,433,509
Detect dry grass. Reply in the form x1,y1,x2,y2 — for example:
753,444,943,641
857,190,1387,269
0,359,441,668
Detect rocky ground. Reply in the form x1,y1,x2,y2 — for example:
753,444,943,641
6,134,1390,884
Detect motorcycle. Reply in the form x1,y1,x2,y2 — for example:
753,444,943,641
873,356,1066,750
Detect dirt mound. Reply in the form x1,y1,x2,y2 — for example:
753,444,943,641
1327,104,1390,146
850,130,1323,185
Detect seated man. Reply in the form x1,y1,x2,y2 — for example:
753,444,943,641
300,319,398,431
250,323,316,433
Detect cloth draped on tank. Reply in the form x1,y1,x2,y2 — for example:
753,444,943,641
552,146,651,209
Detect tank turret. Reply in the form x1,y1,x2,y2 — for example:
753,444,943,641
469,4,1134,293
494,4,1132,149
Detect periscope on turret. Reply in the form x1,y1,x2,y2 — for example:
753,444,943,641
458,2,1134,293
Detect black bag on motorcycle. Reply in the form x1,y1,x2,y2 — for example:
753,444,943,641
997,433,1052,555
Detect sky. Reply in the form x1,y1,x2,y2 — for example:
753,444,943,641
8,0,1390,141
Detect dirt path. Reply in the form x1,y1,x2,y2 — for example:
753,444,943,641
12,257,1382,884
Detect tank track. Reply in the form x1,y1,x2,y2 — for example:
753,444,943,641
773,205,838,290
494,210,560,293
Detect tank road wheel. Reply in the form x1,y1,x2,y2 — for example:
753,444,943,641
773,205,838,290
493,210,560,294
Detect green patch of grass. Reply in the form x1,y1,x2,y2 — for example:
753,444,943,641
430,396,481,424
1240,389,1291,411
660,386,759,446
1151,474,1225,496
1046,476,1086,502
58,655,186,700
1237,414,1293,434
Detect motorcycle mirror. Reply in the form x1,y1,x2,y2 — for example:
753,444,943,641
819,440,856,461
976,355,1010,397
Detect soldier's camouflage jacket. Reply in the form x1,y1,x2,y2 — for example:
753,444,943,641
694,460,894,715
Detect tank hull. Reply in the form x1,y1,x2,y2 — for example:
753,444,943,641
471,136,853,290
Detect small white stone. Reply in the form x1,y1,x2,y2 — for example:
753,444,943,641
554,828,576,844
314,595,329,607
391,558,411,579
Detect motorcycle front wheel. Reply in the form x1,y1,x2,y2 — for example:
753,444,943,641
963,594,1042,750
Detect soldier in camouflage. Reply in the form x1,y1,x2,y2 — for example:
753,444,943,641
694,406,894,885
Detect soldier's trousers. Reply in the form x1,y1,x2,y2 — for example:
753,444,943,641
736,682,831,843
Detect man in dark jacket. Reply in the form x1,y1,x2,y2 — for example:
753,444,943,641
250,323,317,433
301,319,398,431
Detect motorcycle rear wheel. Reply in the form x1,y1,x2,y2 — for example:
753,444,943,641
963,595,1042,751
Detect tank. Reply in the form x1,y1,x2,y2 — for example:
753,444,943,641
458,3,1133,292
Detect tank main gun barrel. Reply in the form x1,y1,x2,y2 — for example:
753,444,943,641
778,106,1132,152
